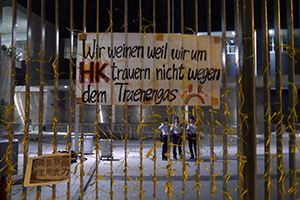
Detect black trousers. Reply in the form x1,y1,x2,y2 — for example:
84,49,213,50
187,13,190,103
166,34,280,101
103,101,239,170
162,135,168,160
188,134,197,157
172,135,182,159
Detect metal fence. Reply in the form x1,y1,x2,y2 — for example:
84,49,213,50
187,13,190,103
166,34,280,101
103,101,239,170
0,0,299,200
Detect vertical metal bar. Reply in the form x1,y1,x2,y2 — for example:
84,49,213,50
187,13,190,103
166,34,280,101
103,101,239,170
194,3,198,46
52,0,59,198
168,1,172,199
221,0,228,199
95,0,100,199
194,1,201,199
124,0,128,199
153,1,157,199
196,110,201,199
166,1,173,200
124,106,128,200
139,65,144,196
54,0,59,155
167,113,171,200
37,0,46,198
180,0,184,65
207,0,215,199
181,110,186,199
153,103,157,194
7,1,17,200
210,109,215,199
138,1,144,199
241,0,257,200
109,1,114,199
180,1,186,200
171,0,174,34
273,0,284,199
74,0,80,157
67,0,73,199
80,0,87,199
234,0,243,198
261,0,270,199
207,0,211,36
286,0,296,199
167,0,171,34
22,1,32,199
167,0,175,198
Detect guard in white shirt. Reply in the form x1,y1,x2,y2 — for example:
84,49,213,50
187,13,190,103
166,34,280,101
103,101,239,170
187,116,197,160
170,117,182,160
158,118,168,161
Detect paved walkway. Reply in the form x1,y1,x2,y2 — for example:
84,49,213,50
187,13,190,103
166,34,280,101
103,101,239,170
9,134,300,199
12,155,95,200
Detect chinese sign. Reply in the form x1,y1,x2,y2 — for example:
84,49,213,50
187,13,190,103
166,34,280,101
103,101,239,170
24,154,70,187
76,33,222,108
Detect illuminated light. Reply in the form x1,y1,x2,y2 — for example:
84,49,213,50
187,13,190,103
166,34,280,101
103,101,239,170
269,29,274,35
99,105,103,123
64,85,68,88
14,93,24,125
232,31,235,36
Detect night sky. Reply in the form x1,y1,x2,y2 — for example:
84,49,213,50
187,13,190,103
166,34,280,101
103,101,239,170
17,0,300,39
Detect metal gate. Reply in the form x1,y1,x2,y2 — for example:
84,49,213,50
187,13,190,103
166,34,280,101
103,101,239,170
0,0,299,199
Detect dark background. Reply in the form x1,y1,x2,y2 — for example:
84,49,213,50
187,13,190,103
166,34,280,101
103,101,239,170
17,0,299,36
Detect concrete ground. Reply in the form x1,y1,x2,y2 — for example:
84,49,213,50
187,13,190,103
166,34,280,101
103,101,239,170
8,133,300,199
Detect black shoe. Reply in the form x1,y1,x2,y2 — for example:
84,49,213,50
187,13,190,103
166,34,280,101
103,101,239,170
190,156,194,159
174,157,177,160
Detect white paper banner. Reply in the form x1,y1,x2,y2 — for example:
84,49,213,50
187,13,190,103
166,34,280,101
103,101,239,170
76,33,222,108
24,154,70,187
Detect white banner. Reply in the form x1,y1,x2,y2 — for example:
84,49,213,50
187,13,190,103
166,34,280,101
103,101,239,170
76,33,222,108
24,154,70,187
